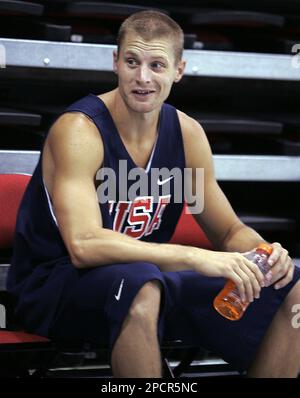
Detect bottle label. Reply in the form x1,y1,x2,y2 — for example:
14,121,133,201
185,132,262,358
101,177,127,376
245,252,269,274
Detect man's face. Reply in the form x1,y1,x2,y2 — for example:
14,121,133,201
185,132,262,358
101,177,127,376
113,33,185,114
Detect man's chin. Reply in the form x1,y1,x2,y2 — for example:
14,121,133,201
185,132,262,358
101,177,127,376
129,101,157,114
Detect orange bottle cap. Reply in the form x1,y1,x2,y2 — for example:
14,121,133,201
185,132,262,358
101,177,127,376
257,242,273,255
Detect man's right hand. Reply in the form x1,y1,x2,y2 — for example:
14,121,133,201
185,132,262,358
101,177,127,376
190,248,266,303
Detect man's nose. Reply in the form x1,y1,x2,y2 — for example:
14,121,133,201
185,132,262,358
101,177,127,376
136,64,151,84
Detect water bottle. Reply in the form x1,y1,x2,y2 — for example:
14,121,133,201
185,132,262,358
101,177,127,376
213,243,273,321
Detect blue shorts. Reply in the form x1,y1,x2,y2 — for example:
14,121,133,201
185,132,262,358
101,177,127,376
20,261,300,370
45,261,300,372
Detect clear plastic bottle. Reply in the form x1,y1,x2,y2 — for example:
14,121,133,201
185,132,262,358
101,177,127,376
213,243,273,321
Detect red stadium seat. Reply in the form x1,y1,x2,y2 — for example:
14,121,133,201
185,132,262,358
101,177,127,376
0,174,31,249
0,330,48,344
0,173,54,376
170,202,213,249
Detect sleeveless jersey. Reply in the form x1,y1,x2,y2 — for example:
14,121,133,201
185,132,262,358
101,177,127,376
7,94,186,295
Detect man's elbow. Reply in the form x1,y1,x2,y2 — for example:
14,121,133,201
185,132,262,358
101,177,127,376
68,239,83,268
69,238,86,268
67,230,109,268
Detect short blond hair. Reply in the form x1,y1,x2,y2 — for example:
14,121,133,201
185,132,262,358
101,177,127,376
117,10,184,64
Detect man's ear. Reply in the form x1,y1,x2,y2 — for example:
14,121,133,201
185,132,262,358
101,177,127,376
174,59,186,83
113,50,118,74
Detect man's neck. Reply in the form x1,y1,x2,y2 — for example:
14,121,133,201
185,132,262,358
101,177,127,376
104,89,161,143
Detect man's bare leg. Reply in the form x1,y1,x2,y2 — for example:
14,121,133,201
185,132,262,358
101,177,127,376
248,280,300,377
111,280,162,378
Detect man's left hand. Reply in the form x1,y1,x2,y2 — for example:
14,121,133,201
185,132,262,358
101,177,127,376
266,242,295,289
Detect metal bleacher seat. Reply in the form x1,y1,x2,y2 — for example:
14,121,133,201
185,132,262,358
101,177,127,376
64,2,162,16
0,0,71,42
0,109,43,151
193,114,283,135
0,1,44,16
189,113,284,154
172,8,285,27
168,6,287,53
0,108,41,126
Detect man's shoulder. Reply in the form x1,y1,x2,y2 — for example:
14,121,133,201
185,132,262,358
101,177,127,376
174,108,213,168
175,108,206,140
49,112,99,140
45,111,103,162
55,110,95,126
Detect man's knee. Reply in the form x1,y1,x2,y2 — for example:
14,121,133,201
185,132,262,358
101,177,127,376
128,280,162,325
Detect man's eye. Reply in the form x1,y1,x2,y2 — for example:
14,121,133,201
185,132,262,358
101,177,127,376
151,62,164,69
127,58,137,66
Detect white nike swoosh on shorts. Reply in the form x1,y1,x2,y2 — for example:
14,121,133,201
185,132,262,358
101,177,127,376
115,278,125,301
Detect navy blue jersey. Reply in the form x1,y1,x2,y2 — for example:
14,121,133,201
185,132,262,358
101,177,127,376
7,94,185,296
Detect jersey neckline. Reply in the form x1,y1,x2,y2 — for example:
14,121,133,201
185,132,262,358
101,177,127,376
89,93,164,173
